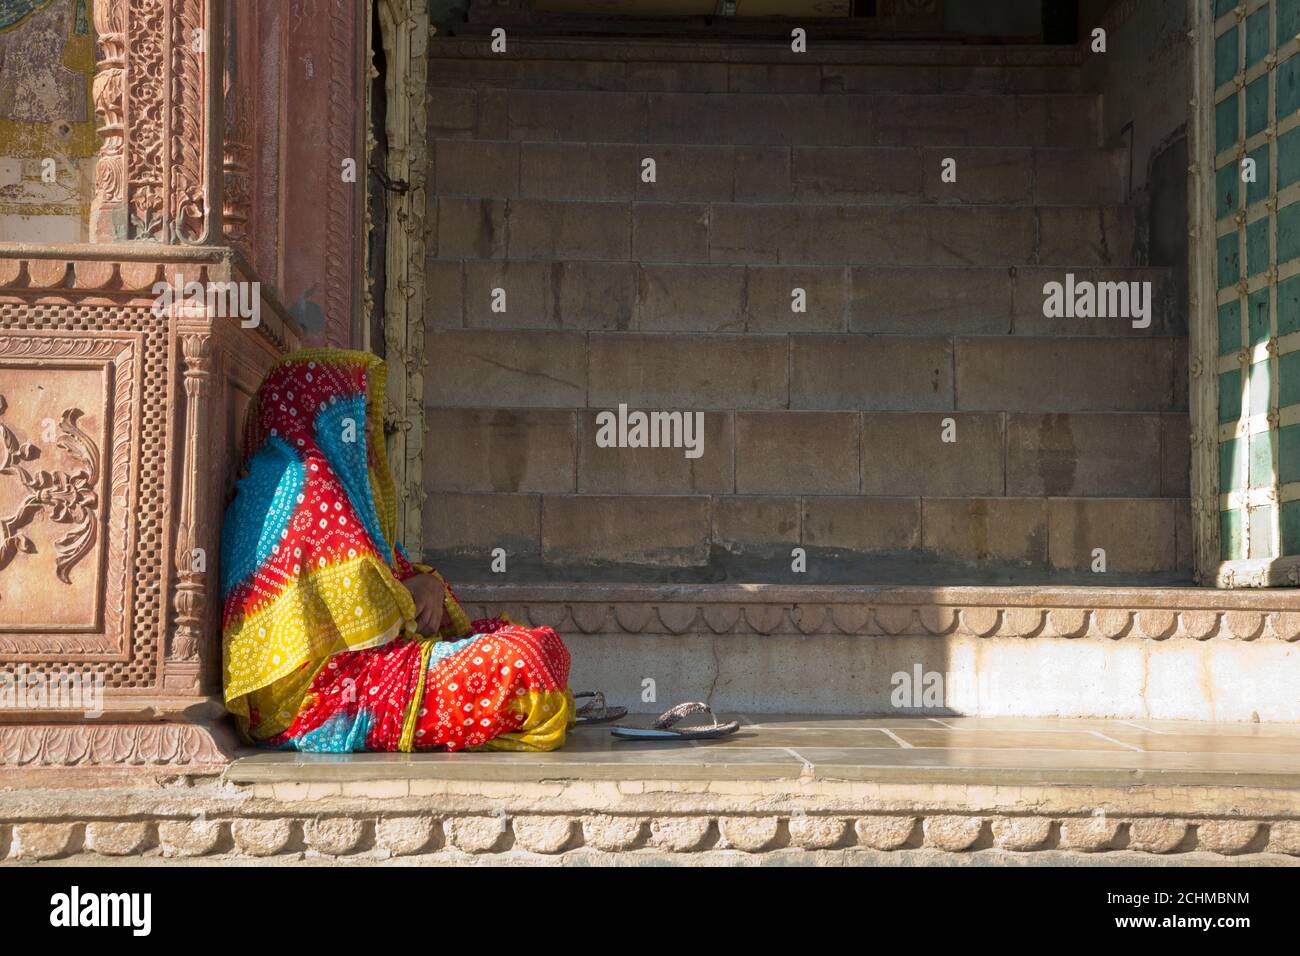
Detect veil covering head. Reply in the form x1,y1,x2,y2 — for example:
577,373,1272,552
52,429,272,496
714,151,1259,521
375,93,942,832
220,348,468,739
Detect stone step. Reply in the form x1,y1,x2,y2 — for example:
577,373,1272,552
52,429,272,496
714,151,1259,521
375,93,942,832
421,330,1186,413
446,584,1300,722
430,87,1101,148
425,493,1192,580
425,409,1190,499
427,49,1087,94
431,199,1138,267
13,735,1300,862
425,261,1180,336
433,142,1129,206
229,716,1300,793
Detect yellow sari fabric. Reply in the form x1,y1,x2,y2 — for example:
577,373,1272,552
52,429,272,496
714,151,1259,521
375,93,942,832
221,348,571,751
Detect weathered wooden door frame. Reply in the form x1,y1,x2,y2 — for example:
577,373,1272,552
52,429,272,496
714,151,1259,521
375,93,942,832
368,0,431,553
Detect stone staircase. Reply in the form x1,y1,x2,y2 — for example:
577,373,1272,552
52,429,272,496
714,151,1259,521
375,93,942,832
423,39,1189,586
418,38,1298,722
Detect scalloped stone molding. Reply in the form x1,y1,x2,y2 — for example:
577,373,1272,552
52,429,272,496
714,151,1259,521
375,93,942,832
5,760,1295,863
455,584,1300,641
453,584,1300,720
0,251,297,351
1,811,1295,863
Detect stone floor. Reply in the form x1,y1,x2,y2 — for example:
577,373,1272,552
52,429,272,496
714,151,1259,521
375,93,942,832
227,715,1300,789
6,716,1300,864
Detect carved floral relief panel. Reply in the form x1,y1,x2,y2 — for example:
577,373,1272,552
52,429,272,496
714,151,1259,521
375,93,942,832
0,363,106,628
0,297,161,692
0,329,139,660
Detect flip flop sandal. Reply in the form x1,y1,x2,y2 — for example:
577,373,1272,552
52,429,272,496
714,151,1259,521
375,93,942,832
573,690,628,726
610,702,741,741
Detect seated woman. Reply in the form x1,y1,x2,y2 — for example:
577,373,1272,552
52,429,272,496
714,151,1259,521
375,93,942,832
221,348,573,752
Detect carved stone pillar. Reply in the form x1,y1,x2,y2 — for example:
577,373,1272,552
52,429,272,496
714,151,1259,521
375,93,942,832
89,0,128,241
221,0,253,256
87,0,223,244
0,0,369,777
0,250,299,774
170,331,213,664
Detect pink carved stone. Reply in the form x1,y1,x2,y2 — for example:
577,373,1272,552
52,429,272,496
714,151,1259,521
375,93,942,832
0,253,299,770
88,0,214,244
279,0,366,347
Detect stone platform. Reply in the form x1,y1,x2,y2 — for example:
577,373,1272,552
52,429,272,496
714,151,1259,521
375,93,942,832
454,584,1300,721
2,716,1298,865
230,714,1300,789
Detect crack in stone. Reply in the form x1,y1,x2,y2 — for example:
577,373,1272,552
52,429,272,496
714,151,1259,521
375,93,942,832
467,353,577,392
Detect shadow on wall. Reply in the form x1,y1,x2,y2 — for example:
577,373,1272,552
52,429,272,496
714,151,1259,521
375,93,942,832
428,549,1199,586
290,286,328,338
1145,132,1190,332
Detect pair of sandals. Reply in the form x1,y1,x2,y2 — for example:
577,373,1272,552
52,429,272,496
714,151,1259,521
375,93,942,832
574,692,740,741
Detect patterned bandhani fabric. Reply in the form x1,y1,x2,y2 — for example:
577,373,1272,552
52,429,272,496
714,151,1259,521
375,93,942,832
221,348,572,752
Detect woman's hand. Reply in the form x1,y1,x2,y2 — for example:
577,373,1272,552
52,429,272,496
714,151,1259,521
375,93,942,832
401,573,446,636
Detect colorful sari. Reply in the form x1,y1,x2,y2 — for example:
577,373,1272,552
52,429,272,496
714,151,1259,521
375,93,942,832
221,348,572,752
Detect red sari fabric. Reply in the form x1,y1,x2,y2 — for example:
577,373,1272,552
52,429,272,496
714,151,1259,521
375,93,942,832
413,621,571,750
223,349,572,753
264,618,572,752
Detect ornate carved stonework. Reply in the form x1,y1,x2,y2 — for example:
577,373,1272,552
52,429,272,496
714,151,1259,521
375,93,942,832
0,398,99,585
221,106,251,251
1,0,335,775
169,0,210,242
89,0,217,243
169,331,211,663
0,330,137,658
89,0,128,237
0,252,299,711
220,63,251,255
0,721,231,768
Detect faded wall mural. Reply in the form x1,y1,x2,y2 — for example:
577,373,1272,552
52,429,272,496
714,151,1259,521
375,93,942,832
0,0,96,242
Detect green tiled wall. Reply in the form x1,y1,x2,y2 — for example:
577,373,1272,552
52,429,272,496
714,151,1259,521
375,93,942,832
1281,498,1300,551
1212,0,1300,561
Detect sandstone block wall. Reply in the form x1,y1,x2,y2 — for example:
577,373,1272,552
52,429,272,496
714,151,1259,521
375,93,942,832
420,46,1191,584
